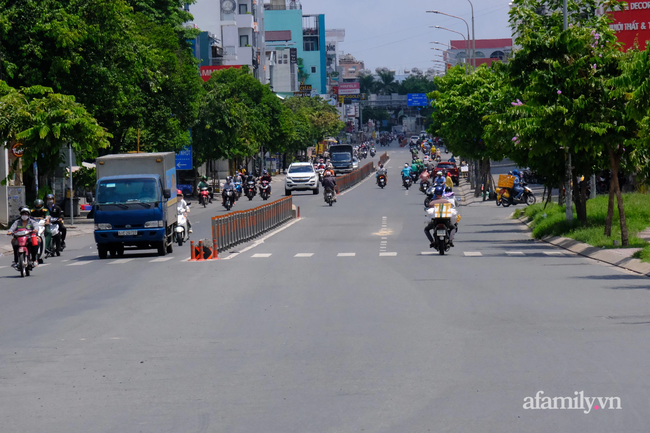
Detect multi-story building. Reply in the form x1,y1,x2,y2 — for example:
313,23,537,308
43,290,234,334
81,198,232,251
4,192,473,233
325,29,345,92
188,0,268,83
339,53,365,81
264,0,327,94
264,30,299,95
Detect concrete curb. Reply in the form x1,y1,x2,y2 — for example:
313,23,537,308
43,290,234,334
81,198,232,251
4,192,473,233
517,215,650,277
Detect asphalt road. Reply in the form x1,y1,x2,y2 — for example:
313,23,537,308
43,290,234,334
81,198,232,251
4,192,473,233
1,143,649,432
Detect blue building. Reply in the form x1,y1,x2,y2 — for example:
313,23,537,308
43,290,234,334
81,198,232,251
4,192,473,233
264,3,326,94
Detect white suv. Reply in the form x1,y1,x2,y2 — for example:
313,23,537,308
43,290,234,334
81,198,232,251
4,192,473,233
285,163,319,196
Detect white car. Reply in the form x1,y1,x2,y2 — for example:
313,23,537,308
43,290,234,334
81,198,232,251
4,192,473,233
410,135,420,144
285,162,319,196
352,157,359,170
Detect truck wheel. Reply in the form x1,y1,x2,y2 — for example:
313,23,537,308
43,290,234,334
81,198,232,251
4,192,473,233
109,246,118,258
98,245,108,259
157,241,167,256
116,244,125,257
285,189,291,196
166,238,173,254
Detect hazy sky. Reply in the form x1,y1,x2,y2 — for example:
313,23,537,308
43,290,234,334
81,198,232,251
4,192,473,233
298,0,513,72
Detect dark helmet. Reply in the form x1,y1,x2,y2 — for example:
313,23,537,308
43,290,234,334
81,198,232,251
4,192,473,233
34,199,44,209
45,194,54,201
434,186,445,197
201,176,207,181
445,186,452,193
19,206,30,215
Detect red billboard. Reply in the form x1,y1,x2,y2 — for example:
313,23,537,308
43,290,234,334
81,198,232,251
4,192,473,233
339,82,361,95
199,65,243,82
610,3,650,51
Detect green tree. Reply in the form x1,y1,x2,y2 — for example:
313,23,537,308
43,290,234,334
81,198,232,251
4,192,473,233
375,68,398,95
398,74,436,95
0,82,111,177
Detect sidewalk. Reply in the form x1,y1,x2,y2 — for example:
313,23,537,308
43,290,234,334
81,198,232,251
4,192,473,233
517,215,650,277
0,215,94,256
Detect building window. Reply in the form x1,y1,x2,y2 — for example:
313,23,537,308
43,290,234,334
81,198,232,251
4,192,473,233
490,50,506,60
311,66,317,73
239,3,247,14
303,37,319,52
240,35,249,47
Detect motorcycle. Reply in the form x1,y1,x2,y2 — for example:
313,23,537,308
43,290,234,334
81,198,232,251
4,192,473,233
370,148,376,157
245,180,257,201
199,187,211,208
175,207,190,247
223,190,235,211
424,187,434,207
419,180,430,194
12,228,37,277
360,149,368,159
324,188,335,206
47,217,62,257
259,180,271,200
234,181,243,199
425,207,455,256
402,176,412,190
499,184,536,207
377,174,387,189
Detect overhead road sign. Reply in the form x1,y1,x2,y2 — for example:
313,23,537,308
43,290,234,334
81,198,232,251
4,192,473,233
175,146,192,170
407,93,428,107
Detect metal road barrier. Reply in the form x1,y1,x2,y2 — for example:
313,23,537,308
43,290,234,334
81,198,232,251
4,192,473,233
379,152,390,165
337,161,375,192
209,196,294,254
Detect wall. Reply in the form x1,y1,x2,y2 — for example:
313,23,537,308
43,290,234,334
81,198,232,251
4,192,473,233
0,148,7,226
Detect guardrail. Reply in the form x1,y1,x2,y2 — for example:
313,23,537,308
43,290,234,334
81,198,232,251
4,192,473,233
337,161,375,192
379,152,390,165
203,196,294,256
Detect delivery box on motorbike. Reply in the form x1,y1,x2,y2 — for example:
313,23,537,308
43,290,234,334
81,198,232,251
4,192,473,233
498,174,516,189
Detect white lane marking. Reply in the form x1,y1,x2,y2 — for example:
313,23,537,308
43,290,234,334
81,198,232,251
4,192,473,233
506,251,525,256
294,253,314,258
382,216,387,219
222,218,302,260
61,259,69,262
405,191,409,196
109,259,134,265
337,253,356,257
420,252,437,255
251,253,272,258
464,252,483,257
380,252,397,257
38,263,50,267
0,266,6,270
67,261,90,266
381,236,388,239
150,257,174,262
380,241,387,244
543,251,564,256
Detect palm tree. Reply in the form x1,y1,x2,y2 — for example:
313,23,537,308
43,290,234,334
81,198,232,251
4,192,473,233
375,67,397,95
358,70,377,95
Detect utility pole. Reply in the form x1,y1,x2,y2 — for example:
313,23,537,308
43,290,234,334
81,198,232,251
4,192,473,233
563,0,572,222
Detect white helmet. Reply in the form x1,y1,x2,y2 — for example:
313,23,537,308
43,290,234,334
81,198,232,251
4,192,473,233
404,163,409,167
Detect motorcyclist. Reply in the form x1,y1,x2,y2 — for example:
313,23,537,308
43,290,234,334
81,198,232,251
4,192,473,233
176,190,192,233
512,169,524,200
445,172,454,190
419,167,430,191
323,164,336,178
31,199,52,254
197,176,212,203
221,176,235,206
401,163,412,182
322,171,337,202
260,170,272,195
425,186,459,248
7,207,39,267
45,193,66,249
376,163,388,184
433,171,446,187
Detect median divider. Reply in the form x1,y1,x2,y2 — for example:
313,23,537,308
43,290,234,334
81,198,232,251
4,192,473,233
337,161,375,192
379,151,390,165
192,196,294,258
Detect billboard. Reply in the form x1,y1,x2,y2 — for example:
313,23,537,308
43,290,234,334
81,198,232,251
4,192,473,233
610,3,650,50
199,65,243,82
339,82,361,95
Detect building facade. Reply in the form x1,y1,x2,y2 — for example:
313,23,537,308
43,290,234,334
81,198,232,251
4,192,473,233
339,53,365,81
264,1,327,94
188,0,267,83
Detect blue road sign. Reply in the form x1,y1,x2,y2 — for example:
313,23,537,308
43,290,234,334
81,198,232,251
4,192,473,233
407,93,428,107
175,146,192,170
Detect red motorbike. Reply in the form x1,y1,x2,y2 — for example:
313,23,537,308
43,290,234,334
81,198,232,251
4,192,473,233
199,187,211,208
13,228,37,277
259,180,271,200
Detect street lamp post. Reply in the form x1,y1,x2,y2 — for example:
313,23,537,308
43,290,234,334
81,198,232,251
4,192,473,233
428,11,473,72
431,26,470,75
466,0,476,72
562,0,572,221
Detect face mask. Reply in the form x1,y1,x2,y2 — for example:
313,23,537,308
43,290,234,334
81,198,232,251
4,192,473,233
47,200,54,206
21,215,29,221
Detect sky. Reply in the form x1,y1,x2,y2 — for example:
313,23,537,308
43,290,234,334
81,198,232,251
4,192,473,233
298,0,513,72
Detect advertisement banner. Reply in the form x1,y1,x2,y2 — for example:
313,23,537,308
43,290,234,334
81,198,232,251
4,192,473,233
290,48,297,64
200,65,243,82
610,4,650,50
339,83,361,95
